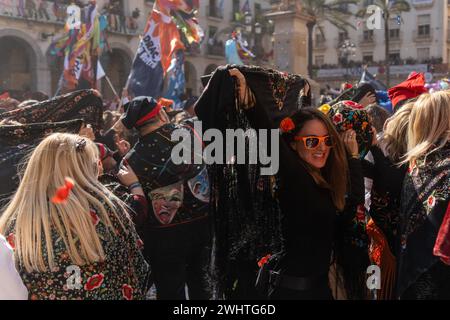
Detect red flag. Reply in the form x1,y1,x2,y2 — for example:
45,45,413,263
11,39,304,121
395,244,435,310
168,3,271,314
153,10,185,74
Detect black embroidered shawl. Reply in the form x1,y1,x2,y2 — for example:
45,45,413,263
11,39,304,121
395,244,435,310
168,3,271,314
195,65,310,298
398,144,450,298
0,90,104,133
0,119,83,203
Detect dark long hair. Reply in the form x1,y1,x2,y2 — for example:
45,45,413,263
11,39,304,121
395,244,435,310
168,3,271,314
281,108,348,211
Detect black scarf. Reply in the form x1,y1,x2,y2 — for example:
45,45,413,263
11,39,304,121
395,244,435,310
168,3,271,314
398,144,450,297
0,90,104,133
0,119,83,203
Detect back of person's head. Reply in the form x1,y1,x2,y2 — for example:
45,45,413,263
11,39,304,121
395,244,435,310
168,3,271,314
403,91,450,164
365,104,391,133
382,102,414,162
0,133,128,273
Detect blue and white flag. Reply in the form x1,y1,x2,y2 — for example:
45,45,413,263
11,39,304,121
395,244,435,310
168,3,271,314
164,50,185,110
127,11,165,98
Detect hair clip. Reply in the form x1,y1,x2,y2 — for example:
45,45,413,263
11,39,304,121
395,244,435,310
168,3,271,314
75,138,87,152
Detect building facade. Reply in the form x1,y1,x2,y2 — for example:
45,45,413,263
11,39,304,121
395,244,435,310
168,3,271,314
312,0,450,87
0,0,272,101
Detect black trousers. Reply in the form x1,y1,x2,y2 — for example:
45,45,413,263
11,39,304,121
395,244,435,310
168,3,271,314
269,274,333,300
144,218,211,300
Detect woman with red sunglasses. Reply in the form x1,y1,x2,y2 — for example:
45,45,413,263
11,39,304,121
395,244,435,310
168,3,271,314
229,69,364,300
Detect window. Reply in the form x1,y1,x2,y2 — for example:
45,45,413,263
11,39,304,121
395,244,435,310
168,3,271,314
417,14,431,37
390,29,400,39
389,18,401,40
417,48,430,61
315,55,325,67
389,52,401,64
363,30,374,41
338,31,348,43
315,32,325,43
363,53,373,63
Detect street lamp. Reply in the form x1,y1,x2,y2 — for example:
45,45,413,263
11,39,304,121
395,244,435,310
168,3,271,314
339,39,357,79
244,11,252,25
254,22,262,35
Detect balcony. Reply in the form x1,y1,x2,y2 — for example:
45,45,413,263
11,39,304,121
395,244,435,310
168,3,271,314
314,39,327,50
388,30,403,44
0,1,141,36
413,29,433,42
358,34,376,47
206,6,223,20
207,43,225,57
185,43,201,56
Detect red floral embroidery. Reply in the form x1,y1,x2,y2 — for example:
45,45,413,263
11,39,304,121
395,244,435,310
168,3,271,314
6,233,15,250
344,100,363,109
356,205,366,222
280,117,295,133
427,195,436,209
136,239,144,250
84,273,104,291
257,254,272,268
332,113,343,125
122,284,134,300
90,210,100,226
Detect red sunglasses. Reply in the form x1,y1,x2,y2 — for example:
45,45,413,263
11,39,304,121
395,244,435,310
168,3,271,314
294,135,334,149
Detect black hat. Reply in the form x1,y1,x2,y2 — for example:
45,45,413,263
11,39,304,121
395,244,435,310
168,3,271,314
121,96,162,129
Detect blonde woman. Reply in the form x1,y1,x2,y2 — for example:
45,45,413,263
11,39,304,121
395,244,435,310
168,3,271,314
0,133,149,300
397,91,450,300
381,103,415,163
360,103,414,299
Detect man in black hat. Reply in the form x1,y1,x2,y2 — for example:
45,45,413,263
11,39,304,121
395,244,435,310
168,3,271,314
119,96,211,300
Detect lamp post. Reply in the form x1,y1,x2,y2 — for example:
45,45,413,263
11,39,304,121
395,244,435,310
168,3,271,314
242,11,270,64
339,39,356,79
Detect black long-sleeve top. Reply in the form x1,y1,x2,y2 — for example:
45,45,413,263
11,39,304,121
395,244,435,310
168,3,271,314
244,104,363,278
362,145,407,201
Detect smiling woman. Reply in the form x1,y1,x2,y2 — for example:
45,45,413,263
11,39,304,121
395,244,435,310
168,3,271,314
224,68,362,300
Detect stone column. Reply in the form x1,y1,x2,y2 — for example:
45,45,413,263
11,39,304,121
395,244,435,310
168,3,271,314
266,7,311,77
266,5,320,104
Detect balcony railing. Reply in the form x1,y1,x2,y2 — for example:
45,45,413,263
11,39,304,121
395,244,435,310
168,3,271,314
207,43,225,57
314,39,327,50
413,29,433,42
206,6,223,19
0,1,141,35
358,34,376,46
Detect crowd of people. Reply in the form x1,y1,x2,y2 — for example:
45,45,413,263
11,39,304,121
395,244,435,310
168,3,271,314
0,0,140,34
0,65,448,300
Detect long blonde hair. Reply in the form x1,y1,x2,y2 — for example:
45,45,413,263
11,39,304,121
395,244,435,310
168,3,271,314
381,102,414,162
402,91,450,165
0,133,129,273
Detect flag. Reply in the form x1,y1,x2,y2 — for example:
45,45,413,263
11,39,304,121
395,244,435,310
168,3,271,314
127,10,165,98
127,0,202,98
157,0,198,14
164,50,185,109
97,61,106,80
241,0,251,13
360,69,387,91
